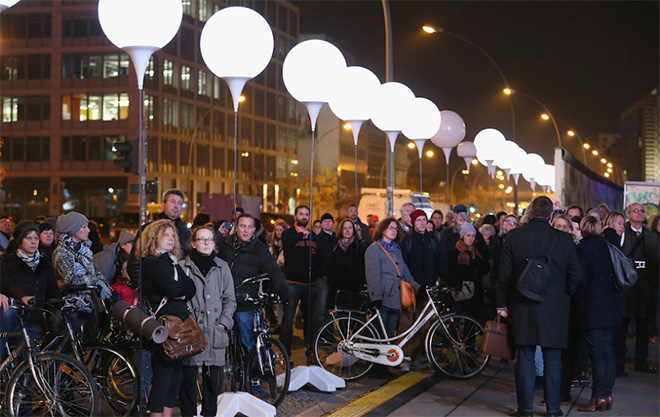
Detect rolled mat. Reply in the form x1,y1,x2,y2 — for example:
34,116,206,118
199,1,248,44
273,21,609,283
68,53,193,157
112,300,168,344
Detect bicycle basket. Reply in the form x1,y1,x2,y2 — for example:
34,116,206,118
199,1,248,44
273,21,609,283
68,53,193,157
334,290,367,312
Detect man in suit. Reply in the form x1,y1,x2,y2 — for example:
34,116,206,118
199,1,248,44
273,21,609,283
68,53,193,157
615,203,660,375
497,196,582,417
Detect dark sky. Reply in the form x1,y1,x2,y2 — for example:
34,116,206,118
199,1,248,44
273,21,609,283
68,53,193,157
291,0,659,164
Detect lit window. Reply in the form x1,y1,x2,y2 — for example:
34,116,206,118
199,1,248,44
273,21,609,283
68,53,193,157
181,65,191,90
163,59,175,86
2,97,20,122
102,93,129,121
198,70,208,95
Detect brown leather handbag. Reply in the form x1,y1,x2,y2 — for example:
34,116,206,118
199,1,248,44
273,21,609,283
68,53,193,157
482,315,514,360
158,312,207,362
153,296,207,362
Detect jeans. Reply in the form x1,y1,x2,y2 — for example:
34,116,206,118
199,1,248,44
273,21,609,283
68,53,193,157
378,307,399,339
137,349,152,398
235,310,260,392
316,277,332,324
583,327,616,399
280,282,319,356
1,307,21,356
180,365,222,417
535,346,544,377
515,345,562,413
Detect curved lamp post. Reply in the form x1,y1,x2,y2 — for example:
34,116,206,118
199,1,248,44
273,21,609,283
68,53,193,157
504,89,562,148
99,0,182,225
0,0,20,12
328,66,380,209
430,110,466,204
371,82,416,216
423,25,516,142
402,97,441,194
200,6,273,215
457,141,477,206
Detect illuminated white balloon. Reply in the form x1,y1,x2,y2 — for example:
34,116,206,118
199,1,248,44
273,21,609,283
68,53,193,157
371,82,416,151
474,128,506,175
402,97,441,158
457,141,477,171
430,110,466,148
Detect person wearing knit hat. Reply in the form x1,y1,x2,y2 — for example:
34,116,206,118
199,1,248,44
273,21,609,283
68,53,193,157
13,221,40,246
52,211,111,300
118,230,136,247
38,221,57,257
409,209,427,225
94,230,136,285
460,223,477,239
56,211,89,239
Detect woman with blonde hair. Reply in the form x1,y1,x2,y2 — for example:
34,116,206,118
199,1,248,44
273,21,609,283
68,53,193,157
141,219,196,417
602,211,626,246
551,214,573,235
269,219,288,269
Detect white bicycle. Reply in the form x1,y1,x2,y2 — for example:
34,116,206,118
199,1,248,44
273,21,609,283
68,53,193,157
313,286,490,380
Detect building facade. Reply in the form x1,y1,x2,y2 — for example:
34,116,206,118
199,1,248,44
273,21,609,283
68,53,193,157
1,0,302,221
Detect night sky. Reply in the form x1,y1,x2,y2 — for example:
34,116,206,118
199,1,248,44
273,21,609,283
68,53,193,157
291,0,659,165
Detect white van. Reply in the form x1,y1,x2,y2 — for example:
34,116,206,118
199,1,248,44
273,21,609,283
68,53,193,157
358,188,449,222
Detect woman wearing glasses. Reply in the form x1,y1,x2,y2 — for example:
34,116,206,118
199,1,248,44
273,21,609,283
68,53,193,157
365,217,420,341
178,226,236,417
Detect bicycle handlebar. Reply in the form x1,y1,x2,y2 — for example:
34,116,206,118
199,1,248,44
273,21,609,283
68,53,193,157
237,273,270,288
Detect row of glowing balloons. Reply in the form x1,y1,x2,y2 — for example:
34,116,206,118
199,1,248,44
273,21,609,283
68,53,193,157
92,0,553,191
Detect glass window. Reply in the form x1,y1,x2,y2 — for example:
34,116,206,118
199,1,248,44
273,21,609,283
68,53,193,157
11,138,24,161
197,70,207,95
103,136,118,161
102,93,129,121
72,136,86,161
163,99,178,127
73,53,85,79
144,95,155,121
182,0,194,17
42,137,50,161
199,0,209,21
86,95,102,120
181,103,194,129
73,19,87,37
163,59,175,86
88,136,101,160
103,53,119,78
26,96,49,121
61,54,72,78
145,56,155,81
277,126,287,149
61,136,70,161
181,65,191,90
2,97,20,122
88,54,101,78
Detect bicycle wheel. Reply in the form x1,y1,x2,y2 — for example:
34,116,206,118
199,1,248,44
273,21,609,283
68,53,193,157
223,328,246,393
425,314,490,379
84,344,139,416
313,314,378,381
6,351,100,417
246,337,290,407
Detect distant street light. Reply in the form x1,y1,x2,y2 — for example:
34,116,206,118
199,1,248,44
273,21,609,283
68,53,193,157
504,89,562,148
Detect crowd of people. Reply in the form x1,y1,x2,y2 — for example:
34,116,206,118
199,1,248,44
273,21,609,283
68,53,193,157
1,189,659,416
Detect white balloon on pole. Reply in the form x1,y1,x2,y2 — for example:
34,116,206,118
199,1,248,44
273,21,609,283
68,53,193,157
371,82,416,152
430,110,466,163
457,141,477,171
474,128,506,176
402,97,441,158
328,66,380,144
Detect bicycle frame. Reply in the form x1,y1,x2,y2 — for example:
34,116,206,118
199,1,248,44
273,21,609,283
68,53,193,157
334,287,461,349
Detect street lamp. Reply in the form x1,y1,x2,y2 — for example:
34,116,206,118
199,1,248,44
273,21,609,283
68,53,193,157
504,89,562,148
200,6,274,215
98,0,183,225
423,25,517,142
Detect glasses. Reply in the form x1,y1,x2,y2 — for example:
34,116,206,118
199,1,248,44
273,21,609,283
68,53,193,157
386,226,398,231
194,238,214,244
630,208,645,214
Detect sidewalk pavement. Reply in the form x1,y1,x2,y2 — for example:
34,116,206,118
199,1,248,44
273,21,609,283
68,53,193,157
322,339,659,417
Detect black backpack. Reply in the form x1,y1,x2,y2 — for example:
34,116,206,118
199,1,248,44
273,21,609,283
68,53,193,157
516,236,558,302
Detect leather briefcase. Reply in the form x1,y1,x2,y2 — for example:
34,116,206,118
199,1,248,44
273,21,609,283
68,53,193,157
482,315,514,360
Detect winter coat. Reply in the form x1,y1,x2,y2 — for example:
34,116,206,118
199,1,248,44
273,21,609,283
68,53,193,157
52,234,104,291
621,223,660,319
400,229,449,287
448,240,490,300
179,255,236,367
217,234,287,312
496,218,581,348
1,252,61,322
365,241,420,311
439,223,490,285
326,239,367,307
142,253,196,322
317,231,336,278
575,236,621,330
93,242,120,285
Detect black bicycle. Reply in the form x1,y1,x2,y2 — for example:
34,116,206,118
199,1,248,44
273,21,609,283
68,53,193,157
0,299,100,417
238,274,291,407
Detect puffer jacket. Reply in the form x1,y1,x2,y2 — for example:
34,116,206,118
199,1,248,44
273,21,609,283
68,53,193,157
179,255,236,367
52,234,104,290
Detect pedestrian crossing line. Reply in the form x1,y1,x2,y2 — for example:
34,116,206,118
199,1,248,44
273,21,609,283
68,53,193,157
326,370,433,417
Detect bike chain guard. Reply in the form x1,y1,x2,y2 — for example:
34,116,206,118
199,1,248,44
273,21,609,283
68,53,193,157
348,343,404,366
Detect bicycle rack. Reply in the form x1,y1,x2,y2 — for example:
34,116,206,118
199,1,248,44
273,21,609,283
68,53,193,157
213,392,276,417
284,365,346,392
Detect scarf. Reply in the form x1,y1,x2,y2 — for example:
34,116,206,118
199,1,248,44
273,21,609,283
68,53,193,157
17,248,41,271
190,249,216,276
338,236,355,252
155,248,178,265
379,238,398,252
455,240,481,265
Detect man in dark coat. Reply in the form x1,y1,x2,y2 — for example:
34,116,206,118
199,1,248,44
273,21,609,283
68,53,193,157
316,213,336,323
217,213,288,366
496,196,581,417
615,203,660,374
158,189,192,256
347,204,372,245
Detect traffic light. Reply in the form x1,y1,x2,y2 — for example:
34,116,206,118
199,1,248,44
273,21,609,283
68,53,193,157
113,138,138,175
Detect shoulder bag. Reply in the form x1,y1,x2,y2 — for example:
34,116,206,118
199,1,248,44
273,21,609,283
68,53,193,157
377,243,416,309
605,241,638,292
482,315,514,360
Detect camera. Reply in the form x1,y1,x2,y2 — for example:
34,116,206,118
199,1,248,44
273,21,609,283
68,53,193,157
223,222,234,230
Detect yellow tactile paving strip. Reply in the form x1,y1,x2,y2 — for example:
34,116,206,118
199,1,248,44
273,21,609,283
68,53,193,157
327,370,433,417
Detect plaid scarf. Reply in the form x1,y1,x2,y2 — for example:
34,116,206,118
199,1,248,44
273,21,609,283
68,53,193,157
17,249,40,271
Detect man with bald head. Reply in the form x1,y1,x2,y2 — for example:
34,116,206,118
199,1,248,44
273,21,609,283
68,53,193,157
615,203,660,375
